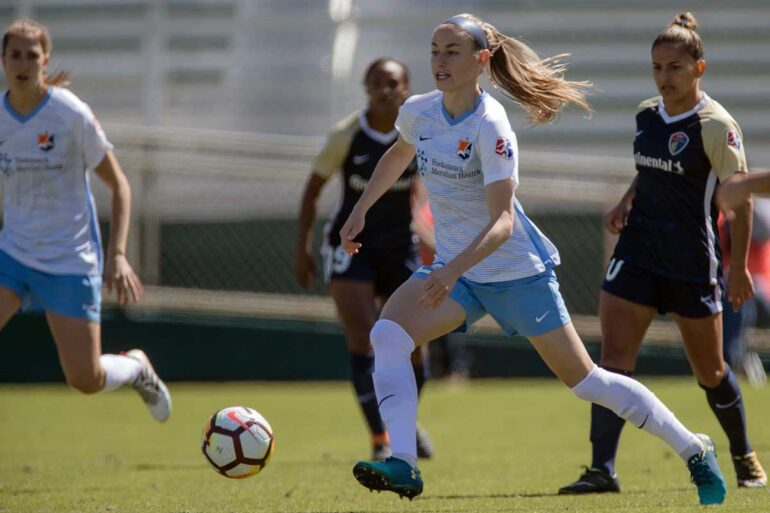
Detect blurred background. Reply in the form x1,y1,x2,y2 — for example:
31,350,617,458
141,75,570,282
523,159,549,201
1,0,768,381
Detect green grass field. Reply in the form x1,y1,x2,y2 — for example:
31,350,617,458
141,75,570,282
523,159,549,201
1,378,768,513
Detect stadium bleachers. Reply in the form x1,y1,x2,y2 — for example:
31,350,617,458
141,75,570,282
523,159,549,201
1,0,769,163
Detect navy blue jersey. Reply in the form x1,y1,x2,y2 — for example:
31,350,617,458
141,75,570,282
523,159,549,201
313,111,417,249
613,94,747,285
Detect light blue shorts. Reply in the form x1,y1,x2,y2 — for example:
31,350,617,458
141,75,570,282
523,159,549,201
413,265,570,337
0,249,102,322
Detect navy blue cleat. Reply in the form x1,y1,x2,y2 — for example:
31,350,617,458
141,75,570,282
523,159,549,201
687,434,727,505
353,457,423,500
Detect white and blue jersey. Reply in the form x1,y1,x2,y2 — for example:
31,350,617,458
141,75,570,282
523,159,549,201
396,90,559,283
0,86,112,277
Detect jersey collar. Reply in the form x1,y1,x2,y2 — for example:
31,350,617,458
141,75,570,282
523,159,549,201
658,92,709,125
3,87,52,123
441,91,487,126
358,110,398,145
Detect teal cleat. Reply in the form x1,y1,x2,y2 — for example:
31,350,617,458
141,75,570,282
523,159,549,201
353,457,423,500
687,434,727,505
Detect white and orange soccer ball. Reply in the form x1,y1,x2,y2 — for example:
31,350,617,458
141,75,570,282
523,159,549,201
201,406,275,479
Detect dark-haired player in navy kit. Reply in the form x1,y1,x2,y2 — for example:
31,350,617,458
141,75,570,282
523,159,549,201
560,12,766,495
295,58,433,461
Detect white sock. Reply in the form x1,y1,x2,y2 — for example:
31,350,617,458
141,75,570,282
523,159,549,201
572,366,703,461
100,354,143,392
370,319,418,468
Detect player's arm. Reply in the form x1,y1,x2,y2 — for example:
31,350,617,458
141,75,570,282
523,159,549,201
295,172,327,288
410,177,435,255
705,121,754,310
340,136,415,254
605,174,638,235
94,150,143,304
717,170,770,214
724,173,755,312
418,179,514,309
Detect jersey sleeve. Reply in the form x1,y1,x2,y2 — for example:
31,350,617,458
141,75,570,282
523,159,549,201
478,113,518,188
80,104,113,169
703,118,748,182
394,97,419,145
311,115,356,179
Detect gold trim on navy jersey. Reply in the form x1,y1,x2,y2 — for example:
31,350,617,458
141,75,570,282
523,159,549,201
614,94,747,285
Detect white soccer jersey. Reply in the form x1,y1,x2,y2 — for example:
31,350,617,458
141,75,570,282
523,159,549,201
0,87,113,276
396,90,559,282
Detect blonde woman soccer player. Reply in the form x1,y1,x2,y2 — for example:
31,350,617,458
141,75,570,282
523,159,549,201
0,20,171,421
560,12,765,495
339,13,727,505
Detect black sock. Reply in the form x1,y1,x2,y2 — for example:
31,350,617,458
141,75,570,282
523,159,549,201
590,366,633,476
349,352,386,436
413,360,427,398
701,365,751,456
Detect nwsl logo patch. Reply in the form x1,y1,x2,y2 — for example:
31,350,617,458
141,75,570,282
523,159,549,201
456,139,472,160
495,137,513,160
727,130,742,150
668,131,689,156
38,132,55,151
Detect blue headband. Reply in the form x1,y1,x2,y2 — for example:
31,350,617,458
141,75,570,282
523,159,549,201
443,15,489,50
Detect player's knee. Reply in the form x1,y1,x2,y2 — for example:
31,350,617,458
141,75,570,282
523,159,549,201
697,367,726,389
66,370,103,394
370,319,415,363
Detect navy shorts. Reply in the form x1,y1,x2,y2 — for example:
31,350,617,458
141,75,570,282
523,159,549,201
322,241,419,297
602,256,723,318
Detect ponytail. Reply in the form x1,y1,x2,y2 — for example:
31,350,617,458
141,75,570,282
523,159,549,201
443,13,592,124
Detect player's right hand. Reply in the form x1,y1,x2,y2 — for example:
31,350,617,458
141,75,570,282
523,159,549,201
339,208,365,255
604,202,631,235
294,250,315,289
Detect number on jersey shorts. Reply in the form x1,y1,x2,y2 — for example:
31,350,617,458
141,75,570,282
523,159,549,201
601,256,723,317
321,243,419,297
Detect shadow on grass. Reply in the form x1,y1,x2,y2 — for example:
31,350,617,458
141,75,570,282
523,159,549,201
421,488,657,500
132,463,203,471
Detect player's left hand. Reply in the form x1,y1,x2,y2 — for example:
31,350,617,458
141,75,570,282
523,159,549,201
418,265,459,309
727,267,754,313
105,254,144,305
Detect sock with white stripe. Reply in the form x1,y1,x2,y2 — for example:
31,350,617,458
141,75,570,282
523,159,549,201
572,366,703,461
370,319,418,468
349,352,387,437
99,354,143,392
701,365,751,456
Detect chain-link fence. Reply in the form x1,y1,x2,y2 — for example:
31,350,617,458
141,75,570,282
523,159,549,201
88,124,631,316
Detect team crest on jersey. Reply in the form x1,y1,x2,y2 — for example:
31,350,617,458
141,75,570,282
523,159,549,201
456,139,473,160
38,132,55,151
668,131,689,156
727,130,742,150
495,137,513,160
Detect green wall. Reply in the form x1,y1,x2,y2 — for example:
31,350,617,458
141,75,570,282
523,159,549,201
0,308,723,383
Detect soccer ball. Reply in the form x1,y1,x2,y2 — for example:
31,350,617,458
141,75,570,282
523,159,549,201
201,406,275,479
